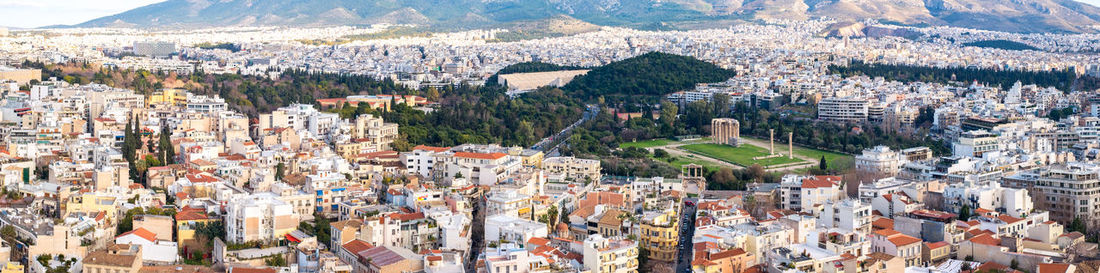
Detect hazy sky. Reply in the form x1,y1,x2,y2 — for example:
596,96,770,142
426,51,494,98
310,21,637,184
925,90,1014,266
2,0,1100,28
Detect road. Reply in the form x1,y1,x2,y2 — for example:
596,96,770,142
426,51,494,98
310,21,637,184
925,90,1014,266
464,191,486,273
674,198,698,273
531,105,599,156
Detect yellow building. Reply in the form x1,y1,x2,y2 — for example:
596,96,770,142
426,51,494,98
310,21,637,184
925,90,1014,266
640,203,680,262
511,149,544,168
1,262,23,273
175,210,218,251
147,88,189,106
65,193,118,223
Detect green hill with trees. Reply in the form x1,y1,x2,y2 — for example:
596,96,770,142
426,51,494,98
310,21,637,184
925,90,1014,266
562,52,736,103
962,40,1039,51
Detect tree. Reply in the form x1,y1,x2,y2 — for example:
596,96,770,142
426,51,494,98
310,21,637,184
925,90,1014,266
713,93,731,118
708,168,741,190
1070,217,1087,233
748,164,765,182
659,102,678,137
0,225,16,242
265,255,287,267
637,246,650,273
159,125,175,164
819,156,828,171
653,149,669,159
425,87,441,101
1010,259,1019,270
547,205,559,228
275,162,286,181
959,204,972,221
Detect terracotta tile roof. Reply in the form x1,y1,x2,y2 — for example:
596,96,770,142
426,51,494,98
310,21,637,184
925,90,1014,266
873,218,894,229
388,212,425,221
997,214,1024,224
968,234,1001,246
873,229,900,237
118,227,158,243
454,152,507,160
1037,263,1073,273
527,237,550,247
342,239,374,255
411,144,448,153
865,252,896,263
802,176,841,189
925,241,950,249
887,234,922,246
709,248,747,260
228,268,278,273
175,210,208,221
578,192,626,209
975,262,1016,273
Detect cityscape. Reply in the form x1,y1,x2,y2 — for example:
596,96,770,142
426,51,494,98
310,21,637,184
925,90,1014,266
2,1,1100,273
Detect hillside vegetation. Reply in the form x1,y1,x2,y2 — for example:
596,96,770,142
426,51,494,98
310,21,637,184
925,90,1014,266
562,52,737,103
962,40,1040,51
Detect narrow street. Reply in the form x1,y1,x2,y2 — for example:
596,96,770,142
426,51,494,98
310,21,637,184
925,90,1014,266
464,192,486,273
673,199,697,273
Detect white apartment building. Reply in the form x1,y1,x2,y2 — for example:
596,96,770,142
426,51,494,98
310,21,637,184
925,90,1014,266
258,103,319,133
541,156,601,183
483,245,549,273
819,199,873,234
583,234,638,273
943,182,1033,218
855,146,905,176
402,145,451,178
186,95,228,113
953,130,999,158
486,190,532,218
484,215,548,245
225,192,299,243
818,97,869,121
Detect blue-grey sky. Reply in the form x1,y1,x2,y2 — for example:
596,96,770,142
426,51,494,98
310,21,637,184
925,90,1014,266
2,0,1100,28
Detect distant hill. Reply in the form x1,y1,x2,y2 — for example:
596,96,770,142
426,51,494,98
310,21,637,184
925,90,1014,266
77,0,1100,33
562,52,737,103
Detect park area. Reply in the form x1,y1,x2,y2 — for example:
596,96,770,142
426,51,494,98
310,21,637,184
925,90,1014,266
679,143,804,167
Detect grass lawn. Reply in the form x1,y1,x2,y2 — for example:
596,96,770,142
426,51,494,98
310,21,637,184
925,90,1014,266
743,136,854,171
665,154,722,171
680,143,803,167
620,139,675,149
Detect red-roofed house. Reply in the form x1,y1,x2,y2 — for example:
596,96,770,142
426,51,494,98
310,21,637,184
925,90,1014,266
1037,263,1076,273
922,241,951,264
779,175,841,213
116,228,179,263
870,229,923,267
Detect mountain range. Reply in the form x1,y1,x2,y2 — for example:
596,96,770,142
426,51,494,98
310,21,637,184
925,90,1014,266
77,0,1100,33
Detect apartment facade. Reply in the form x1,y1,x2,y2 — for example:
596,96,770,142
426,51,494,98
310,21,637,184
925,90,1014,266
583,235,638,273
225,192,299,243
818,97,869,121
1034,163,1100,228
